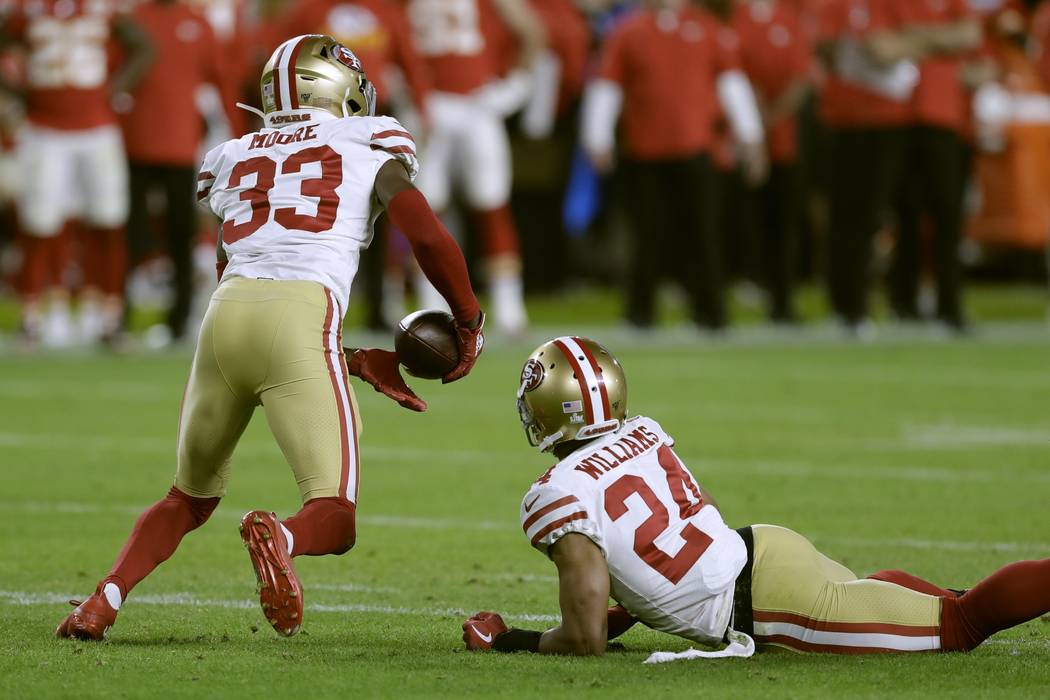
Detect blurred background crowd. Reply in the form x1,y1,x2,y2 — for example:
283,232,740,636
0,0,1049,349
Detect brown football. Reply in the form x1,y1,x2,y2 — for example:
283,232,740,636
394,310,460,380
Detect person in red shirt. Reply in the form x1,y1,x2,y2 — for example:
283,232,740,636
406,0,545,336
733,0,813,322
582,0,765,330
120,0,241,344
0,0,152,346
888,0,981,330
817,0,921,333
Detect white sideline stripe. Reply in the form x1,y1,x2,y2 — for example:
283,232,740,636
0,590,559,623
903,425,1050,449
0,501,1046,553
3,430,1048,484
754,621,940,651
312,583,401,594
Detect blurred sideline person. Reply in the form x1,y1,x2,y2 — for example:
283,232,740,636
407,0,546,336
582,0,766,332
733,0,813,323
55,36,485,641
121,0,242,344
461,337,1050,657
889,0,981,331
278,0,433,331
0,0,153,346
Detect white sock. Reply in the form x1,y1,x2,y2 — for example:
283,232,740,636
102,582,122,610
280,522,295,557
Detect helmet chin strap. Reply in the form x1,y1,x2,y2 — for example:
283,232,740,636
537,430,565,453
236,102,266,121
341,87,352,118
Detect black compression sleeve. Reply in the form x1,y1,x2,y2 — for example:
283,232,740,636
492,629,542,653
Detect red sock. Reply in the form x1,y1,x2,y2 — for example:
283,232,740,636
941,559,1050,651
103,486,219,599
82,226,126,296
472,205,519,257
867,570,958,597
282,498,356,557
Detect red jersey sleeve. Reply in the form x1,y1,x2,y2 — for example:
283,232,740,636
597,20,629,84
387,2,431,111
713,22,743,74
1,0,26,39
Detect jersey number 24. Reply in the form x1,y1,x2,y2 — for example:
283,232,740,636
604,446,712,585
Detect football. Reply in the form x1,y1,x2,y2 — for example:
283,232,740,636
394,310,460,379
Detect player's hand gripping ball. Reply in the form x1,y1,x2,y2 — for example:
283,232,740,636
462,611,508,651
394,310,460,379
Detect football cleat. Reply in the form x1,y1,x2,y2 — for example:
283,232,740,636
239,510,303,637
55,587,118,641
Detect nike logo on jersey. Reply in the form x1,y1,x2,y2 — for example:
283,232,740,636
524,495,541,512
473,626,493,644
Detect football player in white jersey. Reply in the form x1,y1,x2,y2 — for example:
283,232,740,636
56,34,485,642
462,337,1050,657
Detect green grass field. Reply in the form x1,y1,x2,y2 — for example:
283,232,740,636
2,290,1049,698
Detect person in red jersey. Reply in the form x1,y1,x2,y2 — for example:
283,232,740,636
0,0,153,346
885,0,981,331
733,0,813,323
817,0,922,335
461,336,1050,658
406,0,545,336
120,0,241,344
54,36,485,642
582,0,766,331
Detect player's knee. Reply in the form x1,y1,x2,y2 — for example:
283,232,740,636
328,500,357,555
167,485,221,528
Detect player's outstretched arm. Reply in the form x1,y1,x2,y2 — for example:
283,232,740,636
462,534,611,656
111,14,155,96
539,533,611,655
375,160,484,383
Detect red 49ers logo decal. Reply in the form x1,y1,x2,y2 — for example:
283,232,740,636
520,359,545,392
333,45,363,72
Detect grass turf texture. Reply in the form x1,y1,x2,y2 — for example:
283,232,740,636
2,306,1049,697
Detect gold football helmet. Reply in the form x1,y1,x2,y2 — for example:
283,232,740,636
261,35,376,121
517,337,628,452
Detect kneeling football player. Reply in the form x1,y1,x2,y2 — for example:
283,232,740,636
461,337,1050,657
56,35,484,641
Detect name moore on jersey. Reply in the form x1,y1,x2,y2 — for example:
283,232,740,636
196,112,418,315
520,416,748,645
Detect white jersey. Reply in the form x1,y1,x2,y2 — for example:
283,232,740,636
197,111,418,314
520,416,747,645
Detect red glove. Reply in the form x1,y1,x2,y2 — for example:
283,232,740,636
462,611,507,651
443,312,485,384
345,348,426,412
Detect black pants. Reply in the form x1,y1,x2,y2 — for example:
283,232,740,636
891,125,967,324
827,127,910,324
127,163,196,339
740,163,801,321
623,154,724,329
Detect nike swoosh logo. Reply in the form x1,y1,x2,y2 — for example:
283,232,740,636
524,495,540,512
473,625,493,644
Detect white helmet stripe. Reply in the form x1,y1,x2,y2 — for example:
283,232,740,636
273,36,304,112
555,336,607,424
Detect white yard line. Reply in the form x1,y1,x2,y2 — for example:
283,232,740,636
1,500,1047,553
0,590,559,623
3,429,1048,483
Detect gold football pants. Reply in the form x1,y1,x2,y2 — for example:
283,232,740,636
175,277,361,503
749,525,942,653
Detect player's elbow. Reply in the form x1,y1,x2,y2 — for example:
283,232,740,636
568,635,606,656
